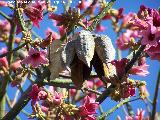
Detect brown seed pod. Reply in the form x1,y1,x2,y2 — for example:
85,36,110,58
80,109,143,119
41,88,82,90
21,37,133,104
94,34,116,64
49,40,65,80
75,30,95,67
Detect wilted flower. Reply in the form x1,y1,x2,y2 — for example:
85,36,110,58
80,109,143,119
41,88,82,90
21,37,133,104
22,47,49,68
111,58,128,77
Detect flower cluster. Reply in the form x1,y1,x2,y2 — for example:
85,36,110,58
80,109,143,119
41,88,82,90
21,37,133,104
29,84,99,120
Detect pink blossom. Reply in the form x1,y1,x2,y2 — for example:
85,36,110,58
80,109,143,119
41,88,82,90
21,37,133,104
122,84,135,98
52,91,62,105
22,47,49,68
58,26,66,36
140,22,160,48
86,81,94,88
79,95,99,117
130,63,149,76
77,0,90,10
0,20,11,39
126,109,145,120
29,84,47,104
0,1,8,7
0,57,8,68
96,24,106,32
116,30,139,50
122,12,136,27
24,1,45,27
29,84,40,104
111,58,128,77
45,28,60,41
0,47,7,54
146,44,160,61
10,60,22,71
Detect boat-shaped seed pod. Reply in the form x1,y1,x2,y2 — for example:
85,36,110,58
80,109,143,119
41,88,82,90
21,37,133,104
94,34,116,64
75,30,95,67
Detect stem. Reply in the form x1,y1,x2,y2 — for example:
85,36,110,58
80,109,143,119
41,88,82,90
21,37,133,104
0,42,29,58
0,10,11,22
15,1,26,31
88,0,116,31
7,22,16,65
97,98,130,120
0,94,6,119
96,45,145,104
125,45,145,73
151,69,160,120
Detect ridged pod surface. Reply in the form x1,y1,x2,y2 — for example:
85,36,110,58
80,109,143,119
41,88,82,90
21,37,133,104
94,34,116,64
49,40,64,80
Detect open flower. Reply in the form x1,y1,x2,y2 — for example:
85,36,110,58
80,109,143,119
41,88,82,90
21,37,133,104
130,63,149,76
140,22,160,48
22,47,49,68
146,44,160,61
79,95,99,117
24,1,45,27
116,30,139,50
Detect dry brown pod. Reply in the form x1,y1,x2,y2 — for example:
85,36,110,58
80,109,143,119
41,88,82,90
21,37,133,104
49,40,65,80
61,30,116,87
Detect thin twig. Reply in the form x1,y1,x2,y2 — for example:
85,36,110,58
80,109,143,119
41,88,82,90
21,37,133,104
151,69,160,120
0,42,29,58
0,10,11,22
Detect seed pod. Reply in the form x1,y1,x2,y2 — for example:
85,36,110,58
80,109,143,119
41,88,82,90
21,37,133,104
94,34,116,64
75,30,95,67
49,40,64,80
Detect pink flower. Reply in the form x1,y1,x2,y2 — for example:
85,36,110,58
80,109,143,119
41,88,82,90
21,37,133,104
22,48,49,68
0,20,11,39
24,1,45,27
126,109,145,120
10,60,22,72
111,58,128,77
77,0,90,10
86,81,94,88
122,12,136,28
96,24,106,32
146,44,160,61
122,84,135,98
29,84,47,104
0,57,8,68
52,91,62,105
140,22,160,48
0,47,7,54
79,95,99,117
0,1,8,6
116,30,139,50
29,84,40,104
130,63,149,76
45,28,60,41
